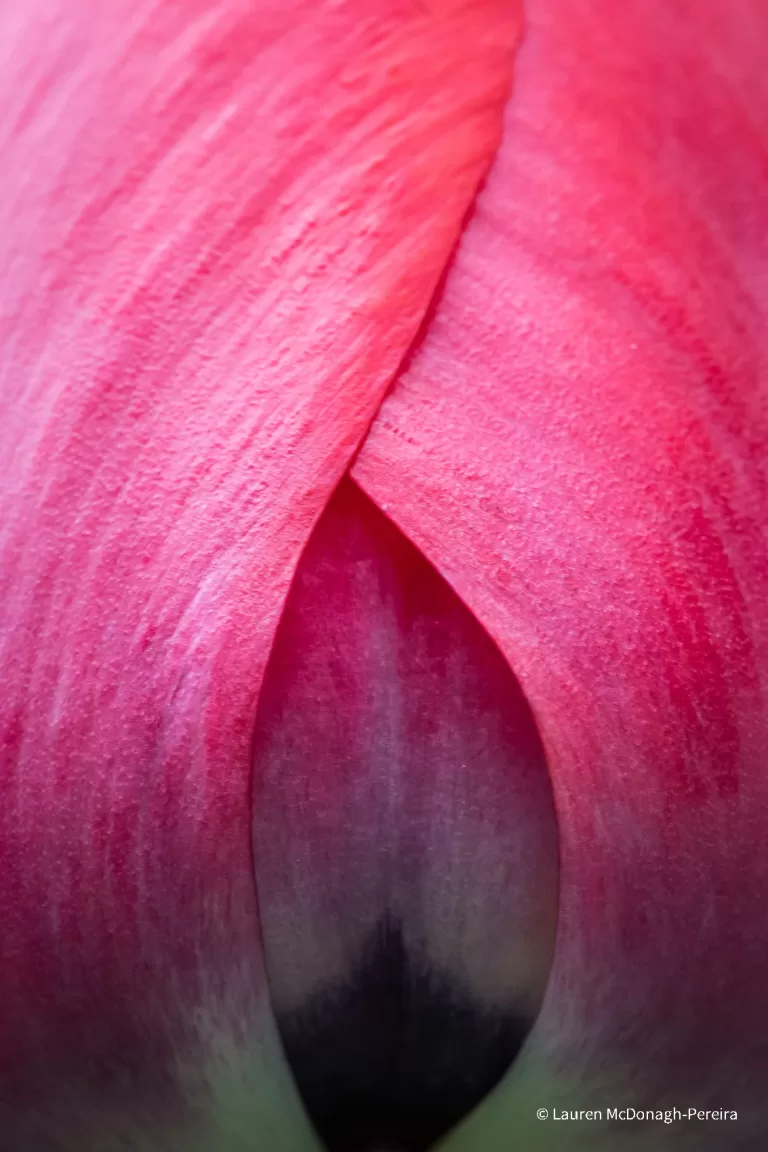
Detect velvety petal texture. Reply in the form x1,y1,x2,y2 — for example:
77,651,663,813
353,1,768,1147
0,2,520,1147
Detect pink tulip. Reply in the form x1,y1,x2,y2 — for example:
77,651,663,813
1,2,766,1150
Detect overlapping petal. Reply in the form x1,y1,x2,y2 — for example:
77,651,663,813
0,2,519,1146
353,1,768,1147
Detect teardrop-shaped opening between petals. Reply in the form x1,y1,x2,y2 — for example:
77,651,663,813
251,477,559,1152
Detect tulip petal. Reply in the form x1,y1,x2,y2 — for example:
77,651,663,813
0,1,520,1146
353,0,768,1145
251,476,558,1151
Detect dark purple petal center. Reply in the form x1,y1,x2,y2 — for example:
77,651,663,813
252,478,559,1151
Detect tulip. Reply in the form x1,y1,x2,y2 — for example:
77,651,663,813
1,1,766,1151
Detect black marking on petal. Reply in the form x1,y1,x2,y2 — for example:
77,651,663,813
276,916,532,1152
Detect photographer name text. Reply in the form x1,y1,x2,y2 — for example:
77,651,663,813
536,1107,737,1124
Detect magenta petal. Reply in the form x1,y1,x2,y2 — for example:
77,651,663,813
0,1,520,1144
354,0,768,1135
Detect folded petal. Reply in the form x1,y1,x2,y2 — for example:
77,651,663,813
354,1,768,1145
0,1,519,1145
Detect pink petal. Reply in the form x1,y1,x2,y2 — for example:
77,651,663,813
354,0,768,1138
0,1,519,1143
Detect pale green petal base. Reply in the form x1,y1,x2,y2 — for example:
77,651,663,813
11,1012,322,1152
